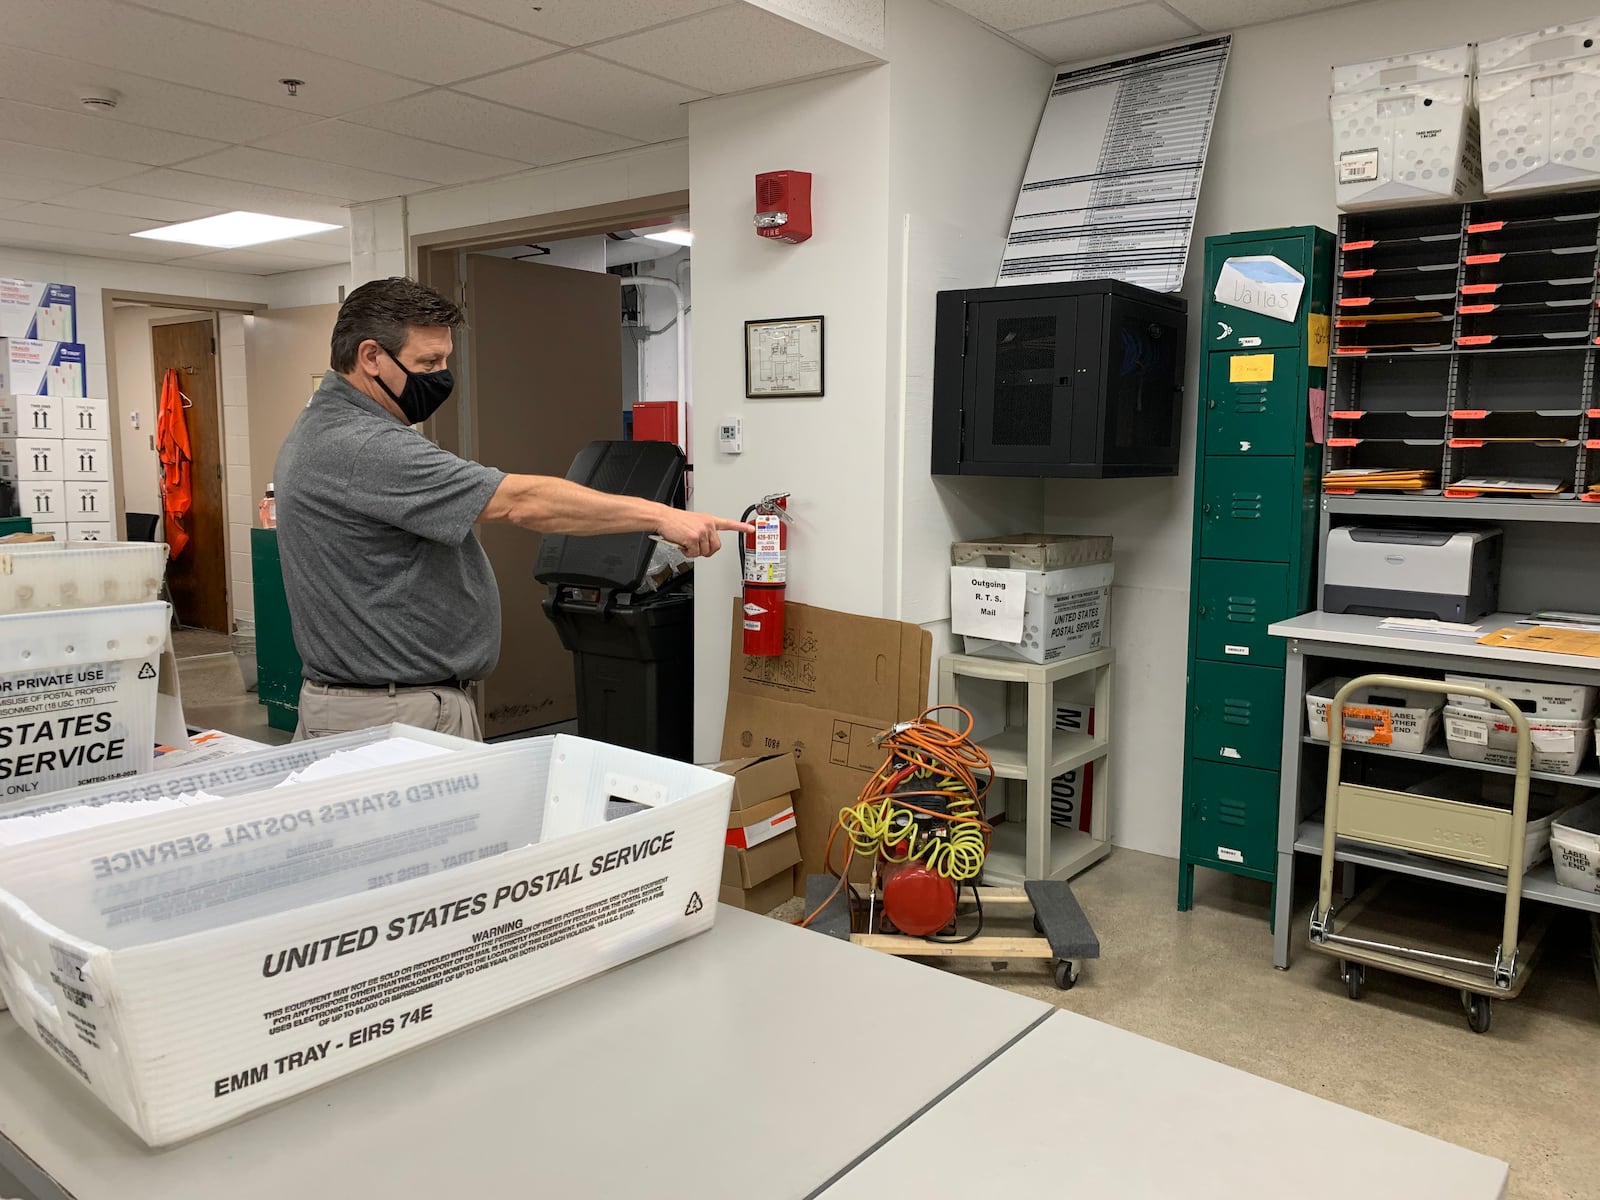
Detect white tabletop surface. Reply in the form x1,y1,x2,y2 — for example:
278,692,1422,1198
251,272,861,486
0,907,1050,1200
820,1010,1509,1200
1270,610,1600,675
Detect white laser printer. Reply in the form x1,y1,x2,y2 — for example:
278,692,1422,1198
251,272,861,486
1323,526,1503,622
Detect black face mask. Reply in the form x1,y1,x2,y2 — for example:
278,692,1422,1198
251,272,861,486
377,347,454,425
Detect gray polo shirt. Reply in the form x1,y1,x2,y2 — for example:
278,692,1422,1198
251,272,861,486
274,371,507,686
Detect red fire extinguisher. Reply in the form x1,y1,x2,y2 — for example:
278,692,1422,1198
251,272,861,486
741,493,789,657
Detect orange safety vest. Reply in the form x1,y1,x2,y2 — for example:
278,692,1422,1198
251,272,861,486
157,367,193,558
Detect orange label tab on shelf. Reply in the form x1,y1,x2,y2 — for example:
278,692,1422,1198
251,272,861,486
1342,705,1394,746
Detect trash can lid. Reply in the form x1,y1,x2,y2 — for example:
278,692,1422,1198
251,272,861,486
534,440,687,592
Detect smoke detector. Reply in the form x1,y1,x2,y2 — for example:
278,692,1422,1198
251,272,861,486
79,89,121,112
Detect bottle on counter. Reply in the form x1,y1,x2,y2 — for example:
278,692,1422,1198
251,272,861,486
258,483,276,529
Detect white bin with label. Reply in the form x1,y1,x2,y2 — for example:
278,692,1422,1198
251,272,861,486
1551,794,1600,894
1306,676,1444,753
1444,704,1590,775
0,731,732,1146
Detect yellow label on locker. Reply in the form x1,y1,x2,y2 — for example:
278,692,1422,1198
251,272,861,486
1307,313,1330,368
1229,354,1275,383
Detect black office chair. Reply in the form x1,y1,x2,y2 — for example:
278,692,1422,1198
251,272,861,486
125,512,159,542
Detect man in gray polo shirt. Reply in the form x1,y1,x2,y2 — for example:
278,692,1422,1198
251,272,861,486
275,276,744,741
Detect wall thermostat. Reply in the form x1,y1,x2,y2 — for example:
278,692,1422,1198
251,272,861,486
718,419,743,454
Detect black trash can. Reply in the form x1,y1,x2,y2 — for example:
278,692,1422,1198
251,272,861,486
536,440,695,761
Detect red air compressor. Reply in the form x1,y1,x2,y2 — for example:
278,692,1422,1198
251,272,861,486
740,493,789,657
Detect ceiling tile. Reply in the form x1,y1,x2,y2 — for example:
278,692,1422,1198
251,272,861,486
0,139,148,187
1,0,429,117
3,204,159,236
174,147,433,203
108,170,352,225
1016,4,1199,64
252,120,527,186
938,0,1142,32
424,0,731,45
457,53,706,141
590,4,876,94
1166,0,1360,28
129,0,560,85
234,236,351,263
169,248,329,274
0,98,225,167
0,218,212,262
0,177,80,204
347,90,639,165
0,46,321,144
47,188,226,224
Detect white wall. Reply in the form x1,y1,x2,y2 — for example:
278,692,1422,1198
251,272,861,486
688,66,894,758
220,313,254,621
1040,0,1600,857
263,264,348,309
111,305,172,520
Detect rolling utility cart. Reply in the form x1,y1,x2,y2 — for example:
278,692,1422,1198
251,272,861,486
1307,675,1550,1034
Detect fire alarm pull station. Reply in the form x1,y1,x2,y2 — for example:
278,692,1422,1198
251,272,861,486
755,171,812,243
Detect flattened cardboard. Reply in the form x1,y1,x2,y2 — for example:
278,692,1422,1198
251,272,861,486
719,867,799,913
722,600,931,880
721,829,802,888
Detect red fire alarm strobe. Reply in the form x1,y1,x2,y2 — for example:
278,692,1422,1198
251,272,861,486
755,170,812,243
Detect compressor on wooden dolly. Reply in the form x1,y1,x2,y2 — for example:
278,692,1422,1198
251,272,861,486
799,706,1101,989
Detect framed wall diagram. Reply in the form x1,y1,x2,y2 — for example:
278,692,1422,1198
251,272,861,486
745,315,824,398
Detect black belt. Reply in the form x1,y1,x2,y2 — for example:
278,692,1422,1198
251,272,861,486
310,678,472,692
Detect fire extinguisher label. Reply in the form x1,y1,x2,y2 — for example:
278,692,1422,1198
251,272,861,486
754,514,781,562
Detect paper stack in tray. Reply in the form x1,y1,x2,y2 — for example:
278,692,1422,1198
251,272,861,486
1322,467,1439,492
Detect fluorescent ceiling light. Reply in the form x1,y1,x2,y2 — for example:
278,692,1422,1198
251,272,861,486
640,227,694,247
132,211,342,249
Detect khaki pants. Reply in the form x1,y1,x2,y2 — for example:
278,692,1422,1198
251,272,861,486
294,680,483,741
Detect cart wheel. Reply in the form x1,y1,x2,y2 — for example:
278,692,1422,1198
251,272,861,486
1342,961,1365,1001
1033,913,1045,936
1054,960,1079,991
1465,992,1492,1035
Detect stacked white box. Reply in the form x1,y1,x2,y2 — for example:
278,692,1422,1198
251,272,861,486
0,339,86,397
62,439,111,481
1478,20,1600,195
0,280,75,342
17,481,66,523
66,480,112,522
0,394,62,438
1331,44,1483,210
0,437,64,482
62,397,111,441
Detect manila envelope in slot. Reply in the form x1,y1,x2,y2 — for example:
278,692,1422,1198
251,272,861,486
721,600,931,881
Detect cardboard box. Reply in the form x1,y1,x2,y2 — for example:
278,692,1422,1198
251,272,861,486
709,752,800,812
0,280,75,342
719,867,799,914
721,600,931,880
726,792,796,849
17,481,66,522
62,397,110,440
66,480,112,521
722,828,801,888
0,339,86,397
67,522,115,543
0,436,64,481
0,394,63,437
0,732,733,1146
954,561,1113,665
62,438,111,481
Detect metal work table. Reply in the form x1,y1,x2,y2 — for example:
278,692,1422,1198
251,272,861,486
819,1009,1510,1199
0,907,1051,1200
1269,611,1600,970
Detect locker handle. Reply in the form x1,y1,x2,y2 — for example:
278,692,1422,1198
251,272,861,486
1197,604,1207,617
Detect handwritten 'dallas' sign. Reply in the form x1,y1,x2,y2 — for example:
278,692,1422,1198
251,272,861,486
949,567,1027,643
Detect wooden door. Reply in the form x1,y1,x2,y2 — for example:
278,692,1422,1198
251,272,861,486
464,255,622,738
152,318,228,632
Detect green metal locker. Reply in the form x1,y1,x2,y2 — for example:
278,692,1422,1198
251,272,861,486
1178,225,1334,919
251,527,303,733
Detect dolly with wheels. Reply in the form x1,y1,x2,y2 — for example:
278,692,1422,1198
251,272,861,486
1307,675,1550,1034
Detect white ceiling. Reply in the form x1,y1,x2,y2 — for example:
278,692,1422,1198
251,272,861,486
941,0,1371,64
0,0,873,275
0,0,1364,277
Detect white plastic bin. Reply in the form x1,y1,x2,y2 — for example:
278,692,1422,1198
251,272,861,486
1446,674,1597,721
954,561,1112,665
1551,794,1600,894
1478,19,1600,75
0,540,166,614
0,732,732,1146
1330,76,1483,210
0,601,169,797
1306,676,1444,753
1443,704,1590,776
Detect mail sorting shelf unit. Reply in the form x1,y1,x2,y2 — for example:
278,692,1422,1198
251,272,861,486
1264,193,1600,972
1177,226,1335,917
1325,187,1600,503
938,649,1113,884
